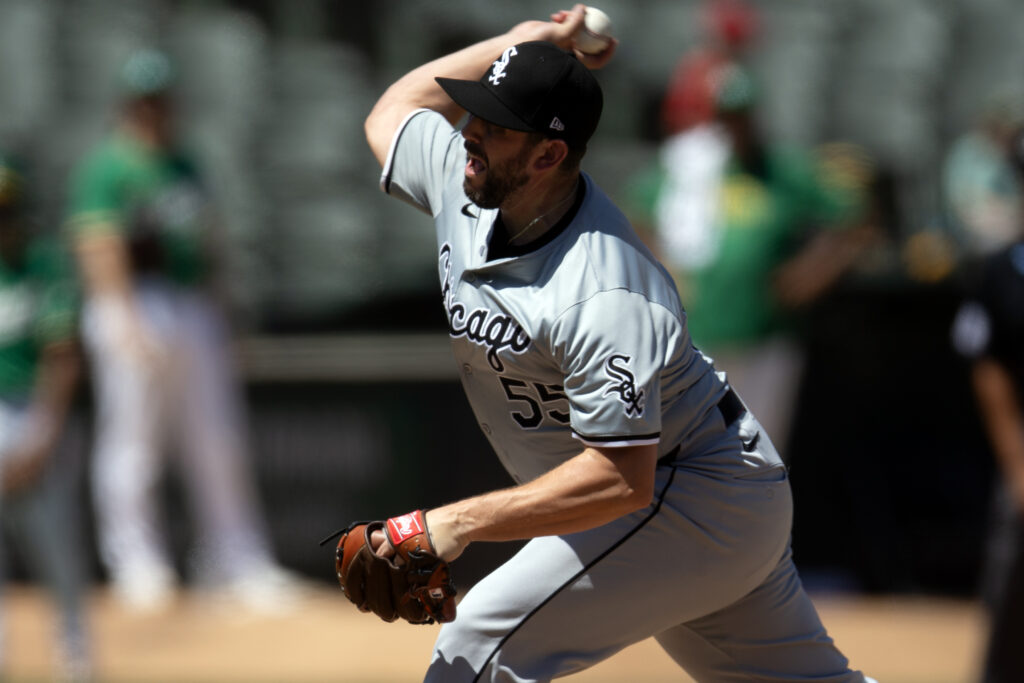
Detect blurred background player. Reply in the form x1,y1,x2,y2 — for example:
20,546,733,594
65,49,301,614
0,154,91,680
633,0,760,298
627,60,875,456
659,0,760,136
951,125,1024,683
943,88,1024,263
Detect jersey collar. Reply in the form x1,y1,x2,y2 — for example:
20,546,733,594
485,176,587,262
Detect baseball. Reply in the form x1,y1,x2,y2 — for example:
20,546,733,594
573,7,614,55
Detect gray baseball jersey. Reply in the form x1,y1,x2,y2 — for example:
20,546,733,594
383,109,728,483
379,109,869,683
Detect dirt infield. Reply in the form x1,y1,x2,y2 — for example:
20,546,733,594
3,585,984,682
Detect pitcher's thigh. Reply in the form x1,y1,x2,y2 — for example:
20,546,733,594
427,520,776,680
655,552,867,683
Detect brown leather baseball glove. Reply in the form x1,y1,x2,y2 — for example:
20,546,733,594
328,510,457,624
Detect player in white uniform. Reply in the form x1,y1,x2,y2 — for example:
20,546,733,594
67,49,302,613
365,6,873,682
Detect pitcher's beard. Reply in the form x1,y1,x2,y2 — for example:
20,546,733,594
463,164,529,209
463,141,534,209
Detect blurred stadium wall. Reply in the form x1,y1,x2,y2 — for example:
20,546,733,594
2,0,1020,594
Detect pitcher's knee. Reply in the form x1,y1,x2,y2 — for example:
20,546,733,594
426,619,540,683
426,618,493,678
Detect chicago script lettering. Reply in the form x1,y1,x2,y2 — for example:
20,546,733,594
439,243,531,372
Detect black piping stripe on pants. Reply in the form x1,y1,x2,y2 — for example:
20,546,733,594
469,466,679,683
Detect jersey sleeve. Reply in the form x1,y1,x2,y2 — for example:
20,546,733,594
66,147,125,235
951,299,992,361
802,146,867,229
952,249,1018,364
379,109,466,217
551,289,678,447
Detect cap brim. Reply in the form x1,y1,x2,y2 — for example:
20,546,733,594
435,77,535,132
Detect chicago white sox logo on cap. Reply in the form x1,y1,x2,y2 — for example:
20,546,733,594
488,46,518,86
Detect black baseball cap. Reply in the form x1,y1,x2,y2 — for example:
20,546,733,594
436,41,603,149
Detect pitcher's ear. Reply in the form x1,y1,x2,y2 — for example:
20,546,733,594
533,138,569,172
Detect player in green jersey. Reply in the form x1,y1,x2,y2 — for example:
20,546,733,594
0,154,90,681
67,49,301,614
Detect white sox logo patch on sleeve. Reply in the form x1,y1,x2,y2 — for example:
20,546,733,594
603,354,645,418
488,47,518,85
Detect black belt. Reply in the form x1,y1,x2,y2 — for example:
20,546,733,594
657,387,745,466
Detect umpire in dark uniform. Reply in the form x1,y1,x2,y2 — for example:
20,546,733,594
952,125,1024,683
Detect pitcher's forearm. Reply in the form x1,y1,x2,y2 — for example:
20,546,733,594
423,444,656,560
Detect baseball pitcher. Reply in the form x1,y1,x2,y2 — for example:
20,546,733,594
333,5,876,682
